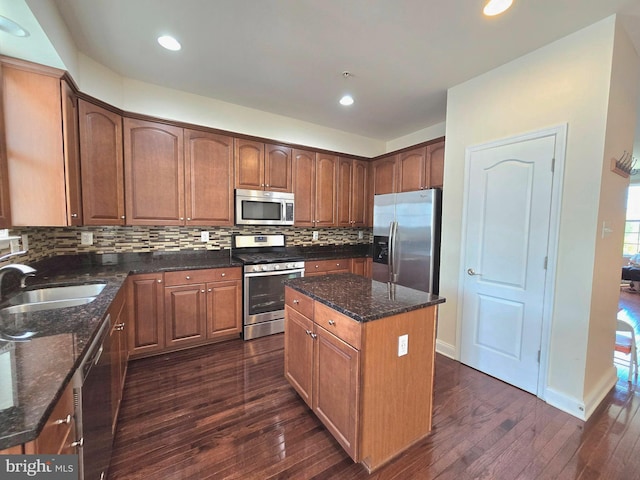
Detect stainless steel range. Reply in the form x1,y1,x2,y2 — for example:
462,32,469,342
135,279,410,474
233,234,304,340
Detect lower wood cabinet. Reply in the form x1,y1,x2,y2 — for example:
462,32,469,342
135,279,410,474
130,267,242,358
23,380,77,455
350,257,372,278
305,258,350,277
109,284,129,434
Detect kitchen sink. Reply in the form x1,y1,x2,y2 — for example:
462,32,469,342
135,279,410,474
1,283,106,314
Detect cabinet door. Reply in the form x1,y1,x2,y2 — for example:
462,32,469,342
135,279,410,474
350,258,366,277
206,279,242,340
110,286,129,434
129,273,165,356
265,144,292,192
314,325,360,460
351,160,368,227
61,80,83,225
337,158,352,227
235,138,264,190
371,155,397,195
292,149,315,227
165,284,207,348
315,153,338,227
426,139,445,189
397,147,427,192
3,63,67,226
124,118,184,225
79,99,125,225
185,129,234,225
284,307,314,407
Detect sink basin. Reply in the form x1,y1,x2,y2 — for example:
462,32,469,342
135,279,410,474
1,283,106,315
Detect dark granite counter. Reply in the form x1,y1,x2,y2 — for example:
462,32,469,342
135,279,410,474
285,273,445,322
288,244,371,261
0,249,239,450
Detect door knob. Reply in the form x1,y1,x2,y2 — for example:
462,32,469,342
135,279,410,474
467,268,481,276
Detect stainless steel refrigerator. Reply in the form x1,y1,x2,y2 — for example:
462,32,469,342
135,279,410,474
372,189,441,294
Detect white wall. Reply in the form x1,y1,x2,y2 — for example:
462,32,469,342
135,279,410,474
440,15,639,419
385,122,446,153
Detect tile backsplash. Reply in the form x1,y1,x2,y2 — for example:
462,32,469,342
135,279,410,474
4,226,372,265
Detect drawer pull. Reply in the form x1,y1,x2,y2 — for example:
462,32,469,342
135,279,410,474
293,299,300,304
115,323,125,331
186,276,191,280
305,330,312,335
221,273,226,277
54,414,72,425
315,265,319,268
310,333,318,339
336,263,340,267
328,320,336,326
71,438,84,448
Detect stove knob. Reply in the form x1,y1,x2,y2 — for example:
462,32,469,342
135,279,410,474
254,266,261,272
261,265,269,271
274,265,280,270
287,263,294,269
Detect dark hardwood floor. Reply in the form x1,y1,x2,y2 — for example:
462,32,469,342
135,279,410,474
109,298,640,479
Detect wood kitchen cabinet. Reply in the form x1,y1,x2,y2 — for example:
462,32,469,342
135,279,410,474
337,158,368,227
129,272,165,357
292,150,338,227
79,99,125,225
427,139,445,189
164,268,242,347
1,59,81,226
235,139,292,192
109,284,129,434
305,259,350,277
23,380,77,455
396,139,445,192
370,155,397,195
350,257,372,278
284,288,360,459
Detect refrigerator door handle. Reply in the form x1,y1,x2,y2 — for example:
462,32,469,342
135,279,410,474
389,221,398,283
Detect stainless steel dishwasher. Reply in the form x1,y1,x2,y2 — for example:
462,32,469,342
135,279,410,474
74,314,113,480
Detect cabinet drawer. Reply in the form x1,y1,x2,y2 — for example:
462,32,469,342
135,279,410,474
165,267,241,286
285,287,314,319
306,259,350,274
314,301,361,349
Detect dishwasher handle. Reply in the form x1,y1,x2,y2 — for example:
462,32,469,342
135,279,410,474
78,314,110,384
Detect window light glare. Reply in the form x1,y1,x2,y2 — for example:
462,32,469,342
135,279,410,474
339,95,354,106
157,35,181,51
483,0,513,16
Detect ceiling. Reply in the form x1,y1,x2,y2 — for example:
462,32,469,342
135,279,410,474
18,1,640,140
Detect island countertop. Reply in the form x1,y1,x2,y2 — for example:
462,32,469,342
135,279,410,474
284,273,445,322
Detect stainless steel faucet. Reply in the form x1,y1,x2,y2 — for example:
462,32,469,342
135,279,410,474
0,263,37,291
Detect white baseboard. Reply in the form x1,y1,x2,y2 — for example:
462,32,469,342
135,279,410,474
544,366,617,420
436,339,456,359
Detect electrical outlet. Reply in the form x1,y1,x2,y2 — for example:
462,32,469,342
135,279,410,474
9,238,19,253
80,232,94,246
358,230,364,240
312,231,319,241
398,334,408,357
201,231,210,242
21,234,29,251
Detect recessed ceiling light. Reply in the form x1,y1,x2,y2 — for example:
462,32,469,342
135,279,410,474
157,35,181,51
0,15,29,37
483,0,513,16
339,95,354,106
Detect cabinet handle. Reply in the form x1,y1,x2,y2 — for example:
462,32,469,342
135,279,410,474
315,265,319,269
208,288,212,292
293,299,299,304
201,290,205,293
180,217,184,220
305,330,312,335
266,184,270,187
71,438,84,448
221,273,226,277
261,183,265,187
310,333,318,339
54,414,72,425
157,279,162,284
336,263,340,267
121,215,125,219
328,320,336,326
186,276,191,280
115,323,125,331
71,213,78,218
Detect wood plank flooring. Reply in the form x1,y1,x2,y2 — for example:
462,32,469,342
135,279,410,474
109,321,640,479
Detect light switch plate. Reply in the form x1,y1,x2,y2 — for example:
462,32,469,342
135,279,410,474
398,334,408,357
358,230,364,240
80,232,93,246
201,231,210,242
312,231,319,241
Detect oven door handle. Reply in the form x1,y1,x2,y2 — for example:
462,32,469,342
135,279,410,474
244,268,306,278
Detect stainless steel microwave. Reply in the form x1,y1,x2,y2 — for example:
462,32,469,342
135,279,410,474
235,189,294,225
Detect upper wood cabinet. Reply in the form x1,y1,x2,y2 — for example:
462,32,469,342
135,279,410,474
426,139,445,189
337,158,368,227
397,147,427,193
79,100,125,225
185,129,234,225
292,148,316,226
371,155,397,196
235,139,292,192
315,153,338,227
1,60,81,226
124,118,184,226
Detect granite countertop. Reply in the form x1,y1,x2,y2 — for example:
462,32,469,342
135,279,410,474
0,249,240,450
0,247,371,449
285,273,445,322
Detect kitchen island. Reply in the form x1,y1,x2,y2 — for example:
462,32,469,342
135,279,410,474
284,274,445,473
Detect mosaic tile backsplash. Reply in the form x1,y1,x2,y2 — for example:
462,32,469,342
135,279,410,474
3,226,372,265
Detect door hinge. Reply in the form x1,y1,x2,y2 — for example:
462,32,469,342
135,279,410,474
543,256,548,270
551,158,555,172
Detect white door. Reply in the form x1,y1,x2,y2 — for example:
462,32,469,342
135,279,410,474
460,133,556,394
